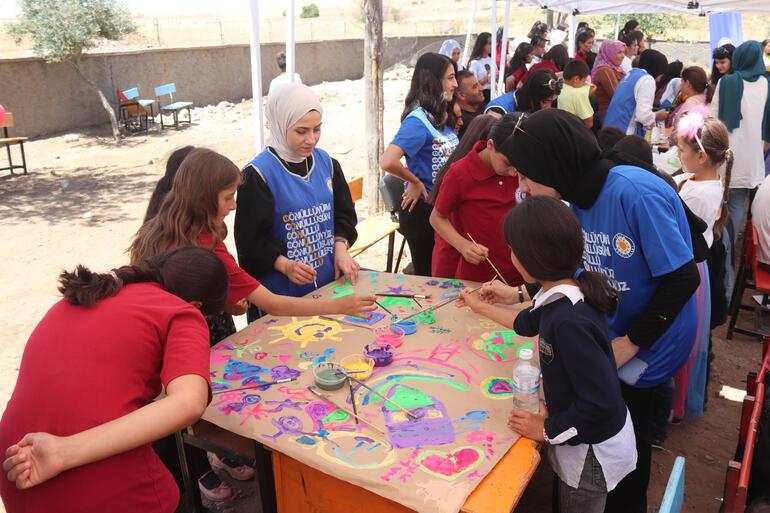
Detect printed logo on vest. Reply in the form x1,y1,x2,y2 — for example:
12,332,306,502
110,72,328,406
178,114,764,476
612,233,636,258
515,187,527,204
327,178,333,192
538,337,554,366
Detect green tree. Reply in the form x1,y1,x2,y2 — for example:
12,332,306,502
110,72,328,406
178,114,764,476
7,0,136,142
300,4,320,19
599,13,688,41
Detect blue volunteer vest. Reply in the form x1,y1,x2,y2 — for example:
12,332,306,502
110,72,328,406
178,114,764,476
405,107,459,193
249,148,335,297
604,68,648,136
484,92,517,114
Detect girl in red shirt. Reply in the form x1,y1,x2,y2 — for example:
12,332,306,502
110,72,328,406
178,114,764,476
1,246,228,513
429,113,525,286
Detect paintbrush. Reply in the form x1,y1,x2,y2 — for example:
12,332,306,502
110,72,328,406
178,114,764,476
319,315,374,331
347,377,359,424
341,371,417,419
466,232,509,286
307,386,388,438
375,293,431,299
396,284,484,322
214,377,297,394
288,222,319,289
374,300,394,316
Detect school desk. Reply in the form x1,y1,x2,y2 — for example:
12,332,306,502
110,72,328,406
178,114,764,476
193,272,541,513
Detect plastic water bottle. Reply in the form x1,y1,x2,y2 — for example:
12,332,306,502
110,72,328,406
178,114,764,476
512,348,541,413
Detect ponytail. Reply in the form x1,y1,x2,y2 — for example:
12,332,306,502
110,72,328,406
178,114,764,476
573,268,619,314
713,147,734,238
58,246,228,315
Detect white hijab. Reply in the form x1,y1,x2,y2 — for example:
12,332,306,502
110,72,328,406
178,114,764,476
266,82,323,163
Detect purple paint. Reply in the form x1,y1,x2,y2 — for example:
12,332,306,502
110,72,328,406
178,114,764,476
270,365,301,381
364,344,394,366
382,385,455,448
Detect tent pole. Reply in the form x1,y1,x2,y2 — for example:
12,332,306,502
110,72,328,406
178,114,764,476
286,0,296,82
490,0,497,99
568,13,576,61
614,13,621,39
462,0,478,67
496,0,511,95
248,0,265,151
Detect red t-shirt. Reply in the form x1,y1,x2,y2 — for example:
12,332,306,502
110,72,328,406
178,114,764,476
432,212,461,279
0,283,211,513
520,60,560,85
197,231,260,305
574,51,588,62
434,141,524,285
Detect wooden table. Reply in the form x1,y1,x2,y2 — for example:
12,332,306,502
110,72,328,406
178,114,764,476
195,272,541,513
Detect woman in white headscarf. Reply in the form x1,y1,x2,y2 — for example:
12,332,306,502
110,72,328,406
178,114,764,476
439,39,464,70
234,83,360,321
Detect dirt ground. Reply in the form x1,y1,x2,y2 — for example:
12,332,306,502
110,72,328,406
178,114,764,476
0,68,765,513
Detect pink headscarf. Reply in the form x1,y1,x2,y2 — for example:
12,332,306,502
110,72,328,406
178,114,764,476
591,40,627,81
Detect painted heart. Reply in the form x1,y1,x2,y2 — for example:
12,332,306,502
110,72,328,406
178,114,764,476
416,446,484,481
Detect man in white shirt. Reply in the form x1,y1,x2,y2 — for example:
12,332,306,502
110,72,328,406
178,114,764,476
268,52,302,94
620,32,644,74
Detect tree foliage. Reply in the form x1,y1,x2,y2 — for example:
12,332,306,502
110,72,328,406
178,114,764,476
7,0,136,63
299,3,320,19
598,13,688,41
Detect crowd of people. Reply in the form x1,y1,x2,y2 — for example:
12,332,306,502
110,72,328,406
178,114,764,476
1,18,769,513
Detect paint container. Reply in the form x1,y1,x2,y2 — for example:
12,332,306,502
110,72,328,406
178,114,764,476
392,320,417,335
313,362,346,391
364,344,394,367
340,354,375,380
375,325,404,348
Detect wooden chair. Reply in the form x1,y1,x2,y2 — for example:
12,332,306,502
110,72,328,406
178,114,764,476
0,112,28,175
727,221,770,341
657,456,685,513
721,340,769,513
118,87,156,133
347,176,404,273
154,83,193,129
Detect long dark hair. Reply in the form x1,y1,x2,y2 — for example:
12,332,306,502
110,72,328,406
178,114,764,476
144,146,196,223
618,19,639,40
59,246,228,315
402,52,454,130
516,69,562,113
429,114,497,204
506,43,534,78
543,44,569,71
710,44,735,86
503,196,618,313
468,32,491,64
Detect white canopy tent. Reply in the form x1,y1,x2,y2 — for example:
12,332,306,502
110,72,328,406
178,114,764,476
520,0,770,15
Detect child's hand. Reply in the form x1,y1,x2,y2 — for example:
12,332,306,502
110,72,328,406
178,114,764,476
336,295,377,316
456,288,484,313
224,299,248,316
402,181,428,212
334,247,360,285
460,240,489,265
284,260,317,285
507,404,548,442
479,280,516,305
3,433,67,489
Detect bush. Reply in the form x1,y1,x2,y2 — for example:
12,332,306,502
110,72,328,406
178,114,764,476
300,3,320,18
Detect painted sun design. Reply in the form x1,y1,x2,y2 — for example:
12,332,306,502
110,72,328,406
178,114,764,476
268,316,353,348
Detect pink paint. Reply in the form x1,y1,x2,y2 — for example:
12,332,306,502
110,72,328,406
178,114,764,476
420,448,480,477
210,353,231,363
277,354,292,363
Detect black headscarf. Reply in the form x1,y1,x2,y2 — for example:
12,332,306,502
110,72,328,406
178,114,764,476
638,49,668,79
500,109,612,209
500,109,709,261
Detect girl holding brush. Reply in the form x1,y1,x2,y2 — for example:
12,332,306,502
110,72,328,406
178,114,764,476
429,113,525,286
129,147,375,501
235,83,361,321
457,197,636,513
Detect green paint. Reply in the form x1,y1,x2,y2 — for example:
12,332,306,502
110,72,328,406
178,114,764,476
370,376,466,404
481,330,534,361
414,309,436,324
321,409,350,423
377,296,414,308
384,385,434,411
332,281,355,298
